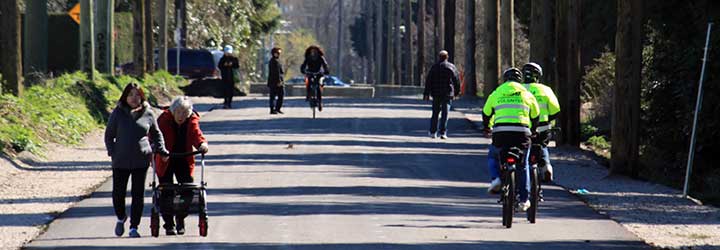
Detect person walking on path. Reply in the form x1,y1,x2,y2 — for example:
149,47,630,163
104,83,169,238
268,47,285,114
154,96,209,235
423,50,460,139
218,45,240,109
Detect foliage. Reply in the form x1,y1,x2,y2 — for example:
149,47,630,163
580,123,599,141
586,135,611,151
0,71,186,156
349,12,370,59
272,30,320,78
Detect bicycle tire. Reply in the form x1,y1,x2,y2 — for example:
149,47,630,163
528,165,539,223
502,169,515,228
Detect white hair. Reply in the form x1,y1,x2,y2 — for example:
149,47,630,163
170,96,193,117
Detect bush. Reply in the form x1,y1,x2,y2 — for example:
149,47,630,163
586,136,611,151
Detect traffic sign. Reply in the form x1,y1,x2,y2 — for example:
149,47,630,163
68,3,80,24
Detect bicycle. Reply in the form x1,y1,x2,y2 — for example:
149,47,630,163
305,71,324,119
527,127,561,223
149,151,209,237
498,147,523,228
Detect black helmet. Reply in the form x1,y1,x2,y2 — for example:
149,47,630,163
522,62,543,83
502,68,523,83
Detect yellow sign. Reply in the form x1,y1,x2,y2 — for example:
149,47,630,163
68,3,80,24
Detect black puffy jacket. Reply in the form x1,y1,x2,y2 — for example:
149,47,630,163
424,60,460,97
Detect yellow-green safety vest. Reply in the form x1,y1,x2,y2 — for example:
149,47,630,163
523,82,560,132
483,81,540,134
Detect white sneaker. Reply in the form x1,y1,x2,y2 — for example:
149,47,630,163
429,132,437,139
519,200,531,212
440,133,448,139
487,178,502,194
542,164,554,182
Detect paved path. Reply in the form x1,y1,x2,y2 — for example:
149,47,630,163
25,97,651,250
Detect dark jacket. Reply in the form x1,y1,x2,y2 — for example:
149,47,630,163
104,102,169,169
424,60,460,97
300,56,330,75
267,57,284,87
218,55,239,84
154,110,206,177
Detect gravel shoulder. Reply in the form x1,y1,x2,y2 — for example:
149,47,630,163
456,99,720,250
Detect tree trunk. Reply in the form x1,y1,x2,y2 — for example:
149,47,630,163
555,0,581,147
404,0,414,86
133,0,146,76
24,0,48,78
500,0,514,69
375,0,384,84
394,0,402,85
386,0,393,84
611,0,643,176
96,0,115,75
435,0,444,52
337,0,343,79
365,0,374,84
417,0,426,86
444,0,455,62
483,0,500,97
159,0,168,71
145,0,154,73
464,0,477,97
80,0,95,79
530,0,555,85
0,0,23,96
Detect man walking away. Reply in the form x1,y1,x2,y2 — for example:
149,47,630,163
423,50,460,139
218,45,239,109
268,47,285,114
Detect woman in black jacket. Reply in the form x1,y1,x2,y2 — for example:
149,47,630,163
268,47,285,114
300,45,330,111
105,83,169,238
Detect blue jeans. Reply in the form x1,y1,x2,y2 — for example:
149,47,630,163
430,96,451,134
487,145,531,202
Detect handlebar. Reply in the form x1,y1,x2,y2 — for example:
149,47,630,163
158,151,205,158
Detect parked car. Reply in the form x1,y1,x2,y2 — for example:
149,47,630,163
323,76,350,87
286,76,306,85
118,48,219,80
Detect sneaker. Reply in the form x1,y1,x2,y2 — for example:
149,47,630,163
114,217,126,237
128,228,141,238
276,110,284,114
429,132,437,139
487,178,502,194
519,200,531,212
166,228,177,236
318,103,323,112
440,133,448,139
176,220,185,235
270,110,278,115
543,164,554,182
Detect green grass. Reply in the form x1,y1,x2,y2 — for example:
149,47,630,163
0,71,187,156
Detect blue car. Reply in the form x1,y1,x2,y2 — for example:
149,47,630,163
323,76,350,87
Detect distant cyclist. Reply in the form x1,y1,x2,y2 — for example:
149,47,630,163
300,45,330,111
521,62,560,182
483,68,540,212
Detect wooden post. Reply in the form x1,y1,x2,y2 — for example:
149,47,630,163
80,0,95,79
611,0,643,176
159,0,169,71
483,0,500,97
464,0,477,97
133,0,146,76
404,0,414,86
0,0,23,96
24,0,48,77
95,0,114,74
444,0,455,62
500,0,514,69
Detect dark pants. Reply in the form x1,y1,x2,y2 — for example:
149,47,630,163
112,167,148,229
223,80,234,108
269,86,284,112
430,96,452,134
159,163,194,229
306,84,322,104
491,131,532,202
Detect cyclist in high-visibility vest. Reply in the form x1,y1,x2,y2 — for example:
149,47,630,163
482,68,540,212
522,62,560,182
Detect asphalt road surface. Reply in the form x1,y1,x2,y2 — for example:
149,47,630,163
25,97,651,250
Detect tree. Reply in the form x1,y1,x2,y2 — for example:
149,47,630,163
611,0,643,176
80,0,95,79
133,0,146,76
417,0,426,86
0,0,23,96
337,0,344,79
444,0,455,62
555,0,581,147
501,0,514,69
144,0,154,72
483,0,500,97
435,0,444,52
96,0,115,74
529,0,555,85
404,0,414,86
464,0,477,97
375,0,384,84
159,0,169,70
365,0,374,84
24,0,48,78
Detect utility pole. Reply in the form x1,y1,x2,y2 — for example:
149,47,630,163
364,0,374,84
375,0,384,84
80,0,96,79
417,0,426,86
464,0,477,97
386,0,393,84
95,0,114,74
0,0,23,96
394,0,402,85
175,0,187,47
435,0,444,52
24,0,48,79
530,0,555,85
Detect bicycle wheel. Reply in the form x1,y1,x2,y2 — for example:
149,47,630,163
528,165,539,223
502,169,515,229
